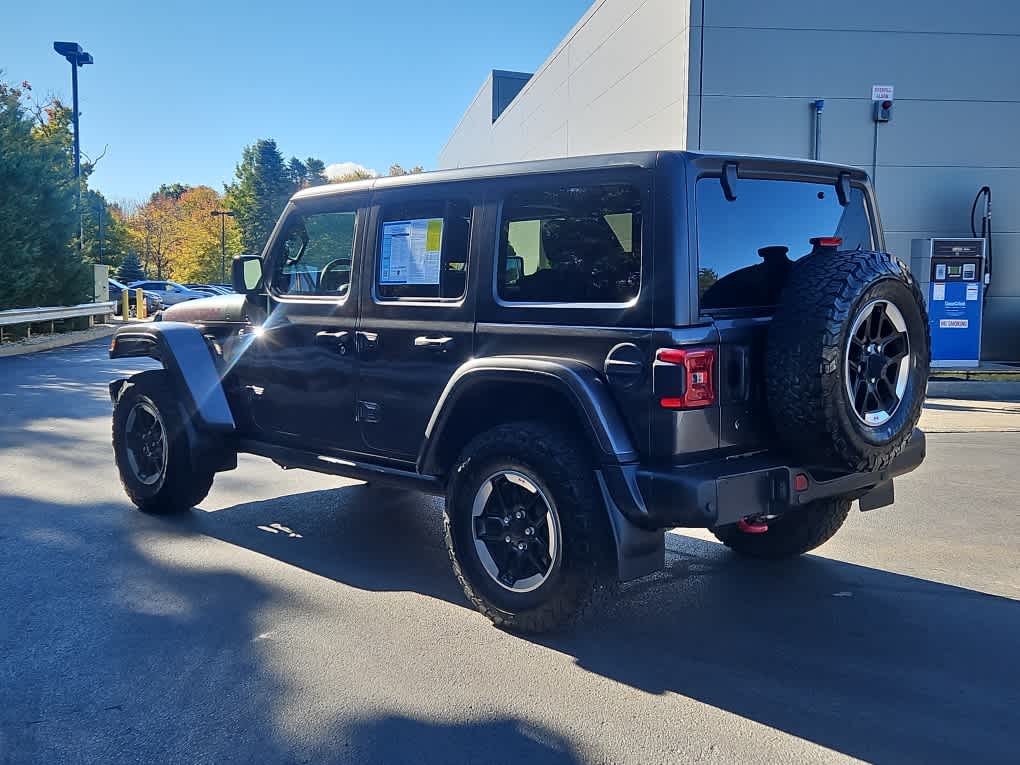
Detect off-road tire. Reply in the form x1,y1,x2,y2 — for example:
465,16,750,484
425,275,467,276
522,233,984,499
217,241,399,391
767,249,930,472
712,497,852,559
444,422,611,633
113,370,214,514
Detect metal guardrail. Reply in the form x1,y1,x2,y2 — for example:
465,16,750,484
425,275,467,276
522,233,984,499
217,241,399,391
0,302,116,334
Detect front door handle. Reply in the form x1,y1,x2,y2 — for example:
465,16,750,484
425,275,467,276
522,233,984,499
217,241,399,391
414,335,454,351
315,329,351,354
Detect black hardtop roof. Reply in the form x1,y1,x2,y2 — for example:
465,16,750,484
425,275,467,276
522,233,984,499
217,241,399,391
291,150,866,203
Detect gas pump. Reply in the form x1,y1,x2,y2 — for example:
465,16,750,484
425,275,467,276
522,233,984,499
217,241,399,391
910,238,986,368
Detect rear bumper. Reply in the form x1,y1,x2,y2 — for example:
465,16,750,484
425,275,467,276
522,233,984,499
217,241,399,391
603,429,926,530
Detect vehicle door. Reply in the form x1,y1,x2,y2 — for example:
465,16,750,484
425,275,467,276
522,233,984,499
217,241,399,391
474,171,655,458
355,185,480,461
231,192,367,453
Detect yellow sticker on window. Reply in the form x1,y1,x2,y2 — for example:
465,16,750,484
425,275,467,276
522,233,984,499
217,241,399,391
426,219,443,252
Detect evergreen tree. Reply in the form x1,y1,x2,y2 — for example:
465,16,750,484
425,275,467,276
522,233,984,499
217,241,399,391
0,79,89,309
82,190,130,270
117,251,146,283
225,139,294,255
304,157,327,186
286,157,308,187
155,183,190,201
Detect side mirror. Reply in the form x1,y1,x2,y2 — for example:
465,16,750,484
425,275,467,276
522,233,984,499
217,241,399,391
233,255,264,295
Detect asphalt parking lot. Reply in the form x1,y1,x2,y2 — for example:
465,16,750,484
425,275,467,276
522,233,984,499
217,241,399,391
1,340,1018,765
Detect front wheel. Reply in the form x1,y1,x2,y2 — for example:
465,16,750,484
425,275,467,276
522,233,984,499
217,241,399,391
444,422,610,633
112,370,214,514
711,497,852,559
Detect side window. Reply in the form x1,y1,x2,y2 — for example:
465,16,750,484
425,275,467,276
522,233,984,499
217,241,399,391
271,208,358,297
697,178,873,312
497,184,641,304
376,199,470,301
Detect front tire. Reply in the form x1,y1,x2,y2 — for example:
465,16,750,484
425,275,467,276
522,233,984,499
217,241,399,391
444,422,610,633
112,370,214,514
712,497,852,559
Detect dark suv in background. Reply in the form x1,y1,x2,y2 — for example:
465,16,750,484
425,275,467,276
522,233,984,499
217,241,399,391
108,151,930,632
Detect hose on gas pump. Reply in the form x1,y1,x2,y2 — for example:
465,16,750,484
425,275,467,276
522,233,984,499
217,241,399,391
971,186,992,302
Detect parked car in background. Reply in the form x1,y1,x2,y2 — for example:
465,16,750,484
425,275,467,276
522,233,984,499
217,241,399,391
184,283,233,296
108,279,164,316
127,280,207,306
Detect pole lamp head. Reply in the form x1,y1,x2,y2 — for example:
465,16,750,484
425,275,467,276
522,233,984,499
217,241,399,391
53,41,93,66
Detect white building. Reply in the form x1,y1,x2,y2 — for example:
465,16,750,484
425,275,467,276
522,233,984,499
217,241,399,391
439,0,1020,361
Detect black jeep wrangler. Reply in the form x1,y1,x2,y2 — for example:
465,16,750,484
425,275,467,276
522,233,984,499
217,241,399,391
109,151,929,632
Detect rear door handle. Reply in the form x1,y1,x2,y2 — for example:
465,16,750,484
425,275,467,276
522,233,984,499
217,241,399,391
414,335,454,351
356,331,380,353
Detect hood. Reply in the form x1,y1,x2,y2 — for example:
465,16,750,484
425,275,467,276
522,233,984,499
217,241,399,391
160,293,248,324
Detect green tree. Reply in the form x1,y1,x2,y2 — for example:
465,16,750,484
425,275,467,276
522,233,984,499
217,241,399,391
304,157,327,185
117,251,146,283
155,182,190,201
81,190,131,270
388,163,425,176
225,139,296,255
0,78,90,309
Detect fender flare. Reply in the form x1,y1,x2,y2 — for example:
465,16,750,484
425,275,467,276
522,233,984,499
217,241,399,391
418,356,638,476
109,321,235,433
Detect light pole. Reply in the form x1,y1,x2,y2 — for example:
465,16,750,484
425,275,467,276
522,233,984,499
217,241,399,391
53,41,93,256
210,210,236,283
95,200,104,264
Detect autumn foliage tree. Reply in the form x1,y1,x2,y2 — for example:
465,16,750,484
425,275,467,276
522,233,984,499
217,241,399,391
127,185,240,282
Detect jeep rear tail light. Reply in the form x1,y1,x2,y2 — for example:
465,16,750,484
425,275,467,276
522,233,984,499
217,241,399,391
656,348,716,409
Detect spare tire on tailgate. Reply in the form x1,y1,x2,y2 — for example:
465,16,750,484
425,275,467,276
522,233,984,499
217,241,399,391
767,249,930,472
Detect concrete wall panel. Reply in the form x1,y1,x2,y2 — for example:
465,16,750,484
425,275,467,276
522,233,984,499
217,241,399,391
701,28,1020,102
439,0,691,170
704,0,1020,35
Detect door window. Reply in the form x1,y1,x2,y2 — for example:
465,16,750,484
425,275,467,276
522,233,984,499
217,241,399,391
375,199,471,301
271,209,358,297
497,184,641,304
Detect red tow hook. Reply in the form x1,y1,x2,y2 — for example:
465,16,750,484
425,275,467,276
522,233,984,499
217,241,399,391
737,518,769,534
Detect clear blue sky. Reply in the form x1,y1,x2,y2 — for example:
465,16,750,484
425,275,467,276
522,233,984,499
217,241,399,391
3,0,591,203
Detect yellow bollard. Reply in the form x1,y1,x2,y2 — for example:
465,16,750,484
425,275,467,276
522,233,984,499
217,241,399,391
135,288,147,320
121,289,130,318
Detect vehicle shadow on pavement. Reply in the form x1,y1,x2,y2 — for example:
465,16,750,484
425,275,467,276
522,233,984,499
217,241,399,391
0,493,579,765
183,488,1017,765
543,533,1019,765
177,484,473,609
340,714,582,764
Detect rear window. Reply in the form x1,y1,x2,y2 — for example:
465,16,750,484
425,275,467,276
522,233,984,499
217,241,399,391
497,184,641,304
697,178,873,312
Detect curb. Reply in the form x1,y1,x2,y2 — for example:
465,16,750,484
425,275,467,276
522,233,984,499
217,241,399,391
0,325,116,358
927,379,1020,402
